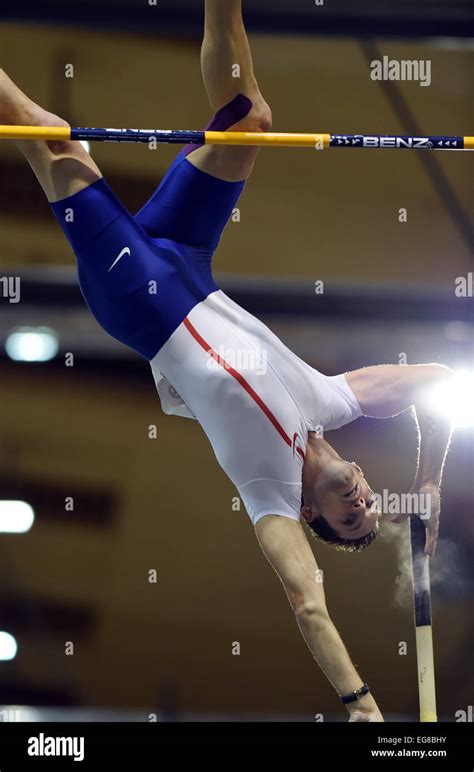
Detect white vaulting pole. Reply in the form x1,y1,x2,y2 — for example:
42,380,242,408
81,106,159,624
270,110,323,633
409,515,437,722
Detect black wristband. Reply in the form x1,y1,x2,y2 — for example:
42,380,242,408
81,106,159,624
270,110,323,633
341,683,370,704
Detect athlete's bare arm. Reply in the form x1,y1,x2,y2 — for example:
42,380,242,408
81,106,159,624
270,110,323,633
255,515,384,721
345,363,454,419
346,363,454,555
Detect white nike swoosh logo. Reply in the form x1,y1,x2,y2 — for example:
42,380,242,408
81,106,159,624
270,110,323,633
108,247,131,272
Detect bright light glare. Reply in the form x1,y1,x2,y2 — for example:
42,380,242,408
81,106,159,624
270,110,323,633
0,705,41,722
0,501,35,533
5,328,59,362
0,632,18,661
80,140,90,153
425,371,474,429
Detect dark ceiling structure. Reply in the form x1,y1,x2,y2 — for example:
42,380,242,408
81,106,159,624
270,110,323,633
2,0,473,38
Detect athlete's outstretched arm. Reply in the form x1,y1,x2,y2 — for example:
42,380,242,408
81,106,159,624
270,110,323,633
346,364,454,555
255,515,383,721
345,363,454,420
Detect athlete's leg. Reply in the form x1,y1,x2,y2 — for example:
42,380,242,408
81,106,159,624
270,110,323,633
134,0,271,248
187,0,272,182
0,68,101,202
0,69,172,359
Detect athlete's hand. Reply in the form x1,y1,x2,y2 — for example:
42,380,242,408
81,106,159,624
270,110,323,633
348,708,384,722
347,694,384,722
391,482,440,557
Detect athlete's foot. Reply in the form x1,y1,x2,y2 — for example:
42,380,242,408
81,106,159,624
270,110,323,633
0,68,69,150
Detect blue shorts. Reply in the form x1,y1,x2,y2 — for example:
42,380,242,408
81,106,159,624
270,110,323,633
51,149,246,359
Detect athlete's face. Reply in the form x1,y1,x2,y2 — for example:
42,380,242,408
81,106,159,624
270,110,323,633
306,460,380,540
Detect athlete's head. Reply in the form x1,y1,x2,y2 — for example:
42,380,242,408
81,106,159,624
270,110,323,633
301,439,381,552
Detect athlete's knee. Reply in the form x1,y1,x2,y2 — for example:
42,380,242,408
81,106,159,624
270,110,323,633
239,100,272,133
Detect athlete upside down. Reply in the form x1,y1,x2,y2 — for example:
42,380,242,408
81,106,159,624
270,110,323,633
2,0,453,722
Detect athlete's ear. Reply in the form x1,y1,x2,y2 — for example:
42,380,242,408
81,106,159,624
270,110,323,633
301,503,318,524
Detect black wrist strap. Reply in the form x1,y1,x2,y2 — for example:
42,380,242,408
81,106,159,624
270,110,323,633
341,683,370,704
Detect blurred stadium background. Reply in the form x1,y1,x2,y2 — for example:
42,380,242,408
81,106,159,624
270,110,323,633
0,0,472,722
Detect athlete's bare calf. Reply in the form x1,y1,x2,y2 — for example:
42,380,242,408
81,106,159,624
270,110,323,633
189,0,272,181
0,68,101,202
